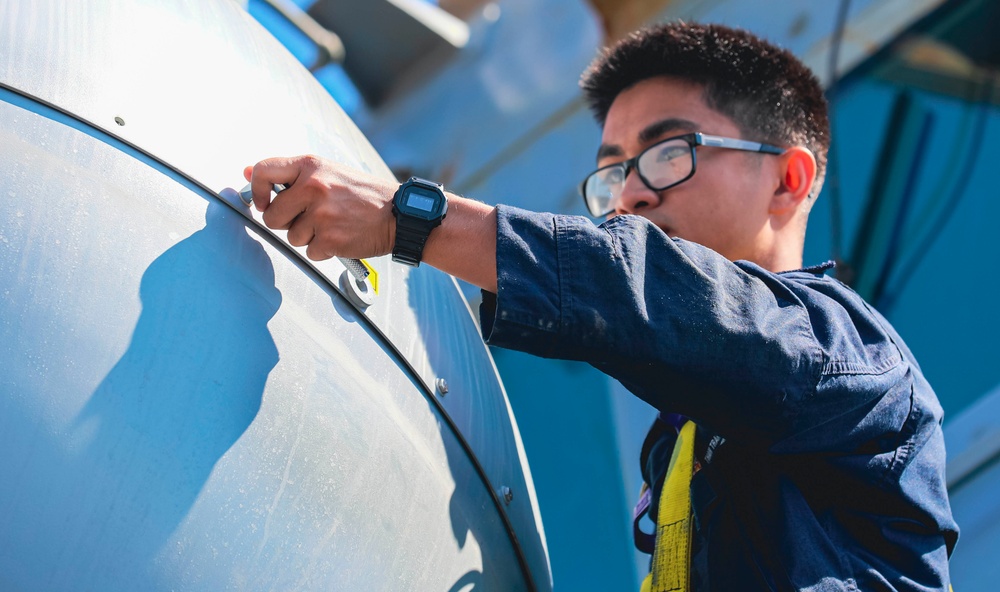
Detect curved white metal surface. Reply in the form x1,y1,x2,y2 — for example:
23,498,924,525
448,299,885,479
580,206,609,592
0,93,526,592
0,0,550,588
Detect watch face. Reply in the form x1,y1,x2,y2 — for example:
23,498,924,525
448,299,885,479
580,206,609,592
399,185,444,220
405,188,438,213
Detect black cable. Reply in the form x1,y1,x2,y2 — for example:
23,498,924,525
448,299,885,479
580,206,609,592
878,68,995,311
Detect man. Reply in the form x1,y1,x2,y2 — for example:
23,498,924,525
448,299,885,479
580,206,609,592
245,21,957,591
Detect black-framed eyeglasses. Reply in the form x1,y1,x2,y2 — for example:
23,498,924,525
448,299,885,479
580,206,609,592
579,132,785,218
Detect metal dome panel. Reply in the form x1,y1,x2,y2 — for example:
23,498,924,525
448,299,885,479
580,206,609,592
0,0,550,588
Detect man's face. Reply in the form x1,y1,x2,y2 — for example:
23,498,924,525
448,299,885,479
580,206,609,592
598,76,782,263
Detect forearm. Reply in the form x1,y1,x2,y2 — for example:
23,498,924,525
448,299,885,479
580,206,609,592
422,194,499,293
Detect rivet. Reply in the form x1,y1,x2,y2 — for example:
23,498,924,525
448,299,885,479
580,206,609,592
435,378,449,396
500,486,513,505
114,116,125,126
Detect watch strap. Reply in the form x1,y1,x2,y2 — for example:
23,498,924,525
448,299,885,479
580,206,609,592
392,214,439,267
391,177,447,267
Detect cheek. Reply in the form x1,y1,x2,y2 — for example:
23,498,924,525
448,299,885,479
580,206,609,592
684,180,757,246
684,177,732,222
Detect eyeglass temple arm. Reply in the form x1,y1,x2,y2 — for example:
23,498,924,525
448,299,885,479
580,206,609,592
696,133,785,155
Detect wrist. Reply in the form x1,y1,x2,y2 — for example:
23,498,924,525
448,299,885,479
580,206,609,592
391,177,448,267
422,196,498,293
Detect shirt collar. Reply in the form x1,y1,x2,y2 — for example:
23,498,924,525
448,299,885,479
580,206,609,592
783,260,836,274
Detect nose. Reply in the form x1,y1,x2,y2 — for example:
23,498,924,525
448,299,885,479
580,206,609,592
614,167,662,215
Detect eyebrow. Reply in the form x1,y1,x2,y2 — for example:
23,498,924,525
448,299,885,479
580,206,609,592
595,117,700,161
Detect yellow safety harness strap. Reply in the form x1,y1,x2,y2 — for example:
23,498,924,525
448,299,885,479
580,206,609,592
637,421,955,592
641,420,696,592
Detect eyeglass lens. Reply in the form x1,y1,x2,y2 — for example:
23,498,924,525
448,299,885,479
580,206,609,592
584,137,693,216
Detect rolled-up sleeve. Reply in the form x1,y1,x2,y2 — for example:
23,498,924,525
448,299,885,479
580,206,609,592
480,205,824,437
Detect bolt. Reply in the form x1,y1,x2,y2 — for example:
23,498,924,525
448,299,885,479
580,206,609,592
435,378,449,396
500,486,513,505
114,116,125,126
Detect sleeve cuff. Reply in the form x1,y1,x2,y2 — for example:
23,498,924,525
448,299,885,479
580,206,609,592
477,204,569,357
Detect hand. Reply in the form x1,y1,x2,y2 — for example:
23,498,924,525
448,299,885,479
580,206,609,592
242,155,397,261
244,154,500,292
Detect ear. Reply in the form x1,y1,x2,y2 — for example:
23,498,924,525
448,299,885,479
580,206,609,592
769,146,817,216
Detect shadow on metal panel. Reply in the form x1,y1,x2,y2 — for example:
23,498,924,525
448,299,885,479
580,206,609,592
11,202,281,588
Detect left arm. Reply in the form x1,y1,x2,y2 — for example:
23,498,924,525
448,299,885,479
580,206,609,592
480,205,825,438
244,156,499,291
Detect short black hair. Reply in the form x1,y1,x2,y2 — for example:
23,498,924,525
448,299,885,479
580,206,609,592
580,21,830,197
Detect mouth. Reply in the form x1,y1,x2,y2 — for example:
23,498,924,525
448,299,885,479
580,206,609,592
629,210,673,237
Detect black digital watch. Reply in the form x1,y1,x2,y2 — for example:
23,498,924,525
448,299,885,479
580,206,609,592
391,176,449,267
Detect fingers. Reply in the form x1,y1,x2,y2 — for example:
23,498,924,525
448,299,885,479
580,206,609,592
261,185,310,231
285,214,315,248
284,201,341,260
241,155,394,262
248,156,340,259
246,156,309,212
305,241,332,262
286,208,337,262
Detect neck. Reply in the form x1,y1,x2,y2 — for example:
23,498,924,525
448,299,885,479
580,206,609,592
752,220,806,272
754,238,804,273
763,252,804,273
749,235,805,273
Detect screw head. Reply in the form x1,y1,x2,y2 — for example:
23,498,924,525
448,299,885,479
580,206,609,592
500,486,513,505
435,378,449,396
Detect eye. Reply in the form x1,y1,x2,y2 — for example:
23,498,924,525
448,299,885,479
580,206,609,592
601,166,625,185
654,143,688,162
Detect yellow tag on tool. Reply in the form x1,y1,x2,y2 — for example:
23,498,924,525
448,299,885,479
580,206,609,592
361,259,379,295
